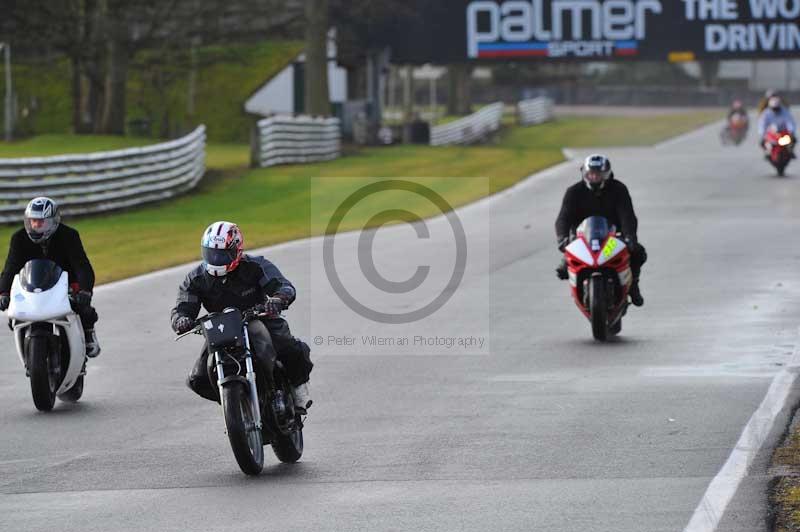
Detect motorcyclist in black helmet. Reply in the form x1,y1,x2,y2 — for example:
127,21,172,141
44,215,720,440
555,154,647,307
0,197,101,356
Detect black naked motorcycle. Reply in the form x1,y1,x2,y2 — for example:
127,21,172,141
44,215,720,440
176,304,303,475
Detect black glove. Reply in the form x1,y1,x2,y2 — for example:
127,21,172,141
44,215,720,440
0,293,9,311
264,296,287,317
172,315,194,334
557,236,571,252
623,236,638,251
74,290,92,307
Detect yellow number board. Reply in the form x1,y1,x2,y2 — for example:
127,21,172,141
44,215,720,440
601,238,618,259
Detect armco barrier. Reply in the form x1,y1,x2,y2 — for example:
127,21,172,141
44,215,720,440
0,126,206,223
429,102,504,146
517,97,555,126
252,115,341,168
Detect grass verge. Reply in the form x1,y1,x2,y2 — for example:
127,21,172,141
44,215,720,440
0,110,721,283
770,408,800,532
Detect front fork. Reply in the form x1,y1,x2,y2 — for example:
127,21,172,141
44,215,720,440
215,325,262,430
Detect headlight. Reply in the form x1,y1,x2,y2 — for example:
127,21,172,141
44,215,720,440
779,135,792,147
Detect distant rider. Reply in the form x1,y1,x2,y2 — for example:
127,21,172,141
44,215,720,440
758,96,797,153
555,154,647,307
727,100,748,123
757,89,790,115
170,221,313,412
0,197,101,357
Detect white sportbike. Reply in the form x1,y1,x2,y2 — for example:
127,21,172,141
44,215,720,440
7,259,87,411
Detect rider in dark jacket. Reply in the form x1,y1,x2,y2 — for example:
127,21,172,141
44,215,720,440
555,154,647,306
170,221,313,411
0,197,100,356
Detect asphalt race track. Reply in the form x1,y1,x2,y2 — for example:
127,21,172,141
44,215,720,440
2,119,800,532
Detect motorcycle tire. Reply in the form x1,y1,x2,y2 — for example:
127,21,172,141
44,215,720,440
589,276,608,341
222,382,264,475
271,414,304,463
609,319,622,336
58,374,84,403
28,336,58,412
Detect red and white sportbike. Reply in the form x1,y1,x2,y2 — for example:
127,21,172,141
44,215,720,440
763,125,795,177
721,114,748,146
564,216,632,341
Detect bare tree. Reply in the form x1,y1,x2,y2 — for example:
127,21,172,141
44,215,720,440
304,0,329,116
447,64,473,116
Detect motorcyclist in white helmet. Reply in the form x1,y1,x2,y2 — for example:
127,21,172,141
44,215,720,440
758,95,797,153
170,221,313,412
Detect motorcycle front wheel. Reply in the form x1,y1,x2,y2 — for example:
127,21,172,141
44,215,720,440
222,382,264,475
58,374,84,403
28,335,59,411
589,276,608,341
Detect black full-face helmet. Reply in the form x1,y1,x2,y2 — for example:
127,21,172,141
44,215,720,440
581,154,612,192
24,197,61,243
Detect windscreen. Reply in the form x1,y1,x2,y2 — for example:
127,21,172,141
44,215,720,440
19,259,63,292
578,216,611,251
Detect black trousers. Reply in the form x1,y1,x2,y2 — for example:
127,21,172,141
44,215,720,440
187,318,313,402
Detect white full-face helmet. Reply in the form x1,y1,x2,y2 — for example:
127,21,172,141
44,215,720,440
201,221,244,277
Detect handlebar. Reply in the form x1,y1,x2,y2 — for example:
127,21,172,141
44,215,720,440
174,300,284,342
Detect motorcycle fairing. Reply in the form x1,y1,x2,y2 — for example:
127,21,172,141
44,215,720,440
8,271,85,394
8,272,71,322
597,237,626,266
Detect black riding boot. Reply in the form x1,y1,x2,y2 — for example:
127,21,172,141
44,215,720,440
629,277,644,307
555,257,568,280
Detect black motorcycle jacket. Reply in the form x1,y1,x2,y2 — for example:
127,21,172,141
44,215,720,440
555,178,638,243
0,224,95,294
171,254,297,323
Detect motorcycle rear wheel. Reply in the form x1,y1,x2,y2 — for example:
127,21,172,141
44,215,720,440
271,377,304,463
271,415,304,463
28,336,59,412
589,277,608,341
222,382,264,475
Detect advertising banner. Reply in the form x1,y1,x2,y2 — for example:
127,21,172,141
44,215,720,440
389,0,800,63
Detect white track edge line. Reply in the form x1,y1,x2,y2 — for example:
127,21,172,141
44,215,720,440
682,329,800,532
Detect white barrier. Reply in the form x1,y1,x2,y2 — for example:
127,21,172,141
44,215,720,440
0,126,206,223
517,97,555,126
253,115,341,168
429,102,504,146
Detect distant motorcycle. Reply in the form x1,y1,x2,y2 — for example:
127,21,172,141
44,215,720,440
721,114,748,145
176,303,304,475
7,259,87,411
564,217,632,341
762,125,796,176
